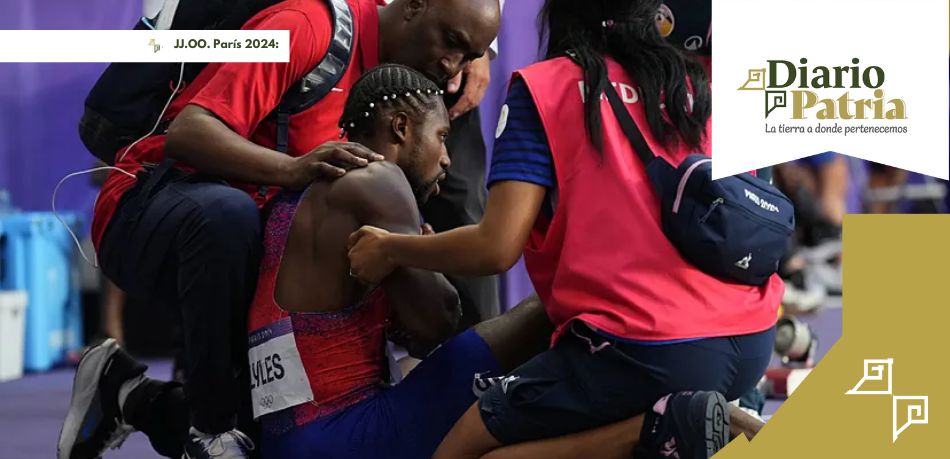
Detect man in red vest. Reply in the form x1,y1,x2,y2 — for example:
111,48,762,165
58,1,501,459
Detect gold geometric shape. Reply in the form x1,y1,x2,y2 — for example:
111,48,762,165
738,68,767,90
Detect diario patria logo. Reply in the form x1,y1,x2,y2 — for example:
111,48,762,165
712,0,947,181
738,58,908,136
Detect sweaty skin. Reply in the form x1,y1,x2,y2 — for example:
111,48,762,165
275,161,460,356
274,90,458,355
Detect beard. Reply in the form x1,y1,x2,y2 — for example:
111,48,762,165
412,169,446,205
406,143,445,205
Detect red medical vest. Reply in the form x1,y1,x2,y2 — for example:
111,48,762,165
92,0,380,250
516,57,781,343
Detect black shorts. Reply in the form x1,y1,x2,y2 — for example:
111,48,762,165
478,322,775,445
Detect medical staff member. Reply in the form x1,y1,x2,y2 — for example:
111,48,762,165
348,1,781,458
377,0,506,329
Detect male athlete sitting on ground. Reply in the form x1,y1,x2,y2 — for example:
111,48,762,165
247,64,763,459
246,63,549,458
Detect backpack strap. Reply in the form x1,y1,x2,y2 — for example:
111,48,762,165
603,80,656,167
258,0,353,199
273,0,354,153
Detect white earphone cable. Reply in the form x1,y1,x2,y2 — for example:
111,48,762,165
52,61,185,268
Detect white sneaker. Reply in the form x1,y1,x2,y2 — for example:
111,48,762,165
182,427,255,459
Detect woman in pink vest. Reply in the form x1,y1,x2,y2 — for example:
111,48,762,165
348,1,782,457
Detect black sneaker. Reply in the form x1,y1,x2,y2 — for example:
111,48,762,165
57,339,147,459
183,427,255,459
635,391,730,459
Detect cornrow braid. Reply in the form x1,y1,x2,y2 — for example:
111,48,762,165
339,64,444,140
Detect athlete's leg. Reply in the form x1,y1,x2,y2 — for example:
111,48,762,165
471,294,553,373
482,410,642,459
421,106,500,331
436,324,775,459
437,397,764,459
480,401,765,459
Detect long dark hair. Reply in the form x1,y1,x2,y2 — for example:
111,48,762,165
540,0,710,152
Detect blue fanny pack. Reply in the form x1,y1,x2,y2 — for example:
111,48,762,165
604,82,794,285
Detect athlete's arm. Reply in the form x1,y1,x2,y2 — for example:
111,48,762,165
348,77,549,282
348,180,546,282
331,162,461,356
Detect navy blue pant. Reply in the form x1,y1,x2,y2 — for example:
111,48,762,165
99,166,262,456
480,321,775,445
263,329,500,459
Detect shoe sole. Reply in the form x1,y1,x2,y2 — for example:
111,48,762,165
57,338,119,459
702,392,730,459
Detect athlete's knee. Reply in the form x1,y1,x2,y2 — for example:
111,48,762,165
474,295,553,372
474,294,550,342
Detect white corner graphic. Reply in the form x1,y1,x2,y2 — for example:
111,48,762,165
846,358,893,395
893,396,928,443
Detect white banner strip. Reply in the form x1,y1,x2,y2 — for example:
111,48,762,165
0,30,289,63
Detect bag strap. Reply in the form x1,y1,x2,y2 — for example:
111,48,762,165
262,0,353,198
127,159,176,218
602,81,656,167
275,110,290,154
271,0,353,154
153,0,353,197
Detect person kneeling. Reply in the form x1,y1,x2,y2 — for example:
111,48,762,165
255,64,763,459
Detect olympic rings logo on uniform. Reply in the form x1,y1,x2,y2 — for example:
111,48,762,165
258,394,276,408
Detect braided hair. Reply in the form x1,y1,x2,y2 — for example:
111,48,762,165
340,64,445,141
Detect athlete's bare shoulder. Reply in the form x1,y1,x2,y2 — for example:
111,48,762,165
324,162,419,227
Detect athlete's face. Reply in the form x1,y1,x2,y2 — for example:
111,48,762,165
401,103,451,205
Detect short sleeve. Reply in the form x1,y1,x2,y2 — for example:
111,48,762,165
487,78,555,189
187,9,329,137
